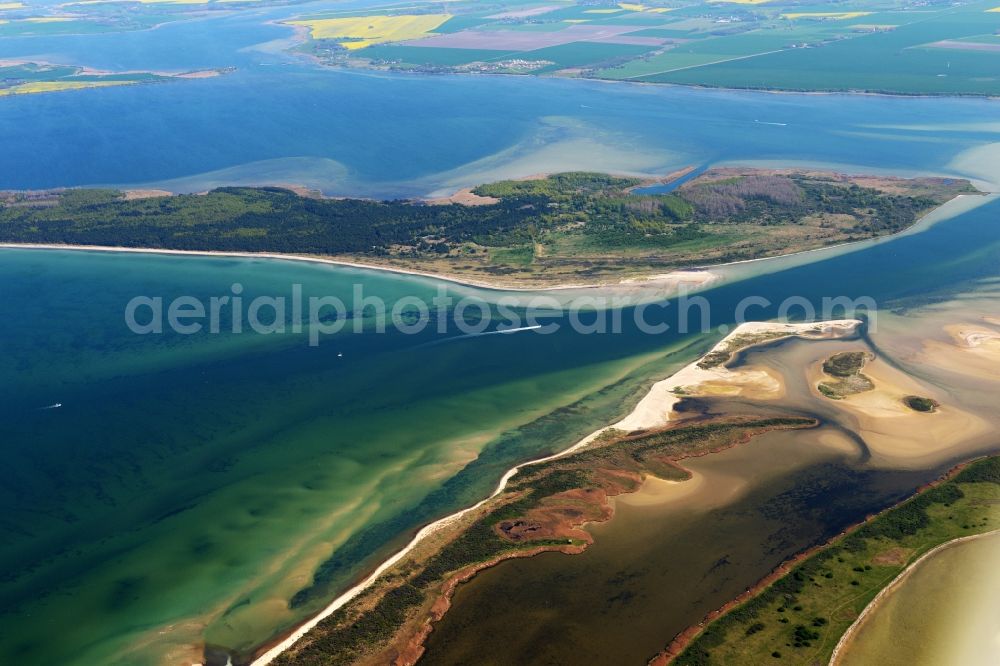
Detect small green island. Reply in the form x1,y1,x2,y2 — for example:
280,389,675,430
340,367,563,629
817,351,875,399
0,59,231,97
0,168,974,286
903,395,940,413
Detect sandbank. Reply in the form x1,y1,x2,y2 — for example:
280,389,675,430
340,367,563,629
918,321,1000,382
618,320,859,431
810,352,992,467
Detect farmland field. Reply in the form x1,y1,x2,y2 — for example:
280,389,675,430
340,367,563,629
275,0,1000,96
287,14,453,50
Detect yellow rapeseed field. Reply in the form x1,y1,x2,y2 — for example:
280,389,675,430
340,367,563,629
289,14,451,50
0,80,134,96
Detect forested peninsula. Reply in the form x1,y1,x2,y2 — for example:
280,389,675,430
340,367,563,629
0,169,974,286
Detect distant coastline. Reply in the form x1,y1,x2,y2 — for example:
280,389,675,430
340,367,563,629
290,61,1000,102
277,16,1000,102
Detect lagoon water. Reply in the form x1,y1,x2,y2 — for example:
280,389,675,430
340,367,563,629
839,530,1000,666
3,4,1000,664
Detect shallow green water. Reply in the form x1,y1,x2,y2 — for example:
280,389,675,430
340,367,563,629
0,249,715,664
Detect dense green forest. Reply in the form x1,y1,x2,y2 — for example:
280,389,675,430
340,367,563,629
0,172,703,255
0,171,972,281
0,186,542,255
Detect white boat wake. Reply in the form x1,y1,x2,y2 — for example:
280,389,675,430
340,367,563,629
412,324,545,349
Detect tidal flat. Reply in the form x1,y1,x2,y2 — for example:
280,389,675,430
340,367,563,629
418,325,1000,665
421,426,923,665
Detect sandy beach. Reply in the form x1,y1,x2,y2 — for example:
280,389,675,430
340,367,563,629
617,320,859,431
0,242,718,294
423,187,499,206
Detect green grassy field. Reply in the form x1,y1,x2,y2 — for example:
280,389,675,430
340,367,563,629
633,3,1000,94
0,12,171,36
673,457,1000,665
0,60,183,97
0,62,80,82
519,42,656,72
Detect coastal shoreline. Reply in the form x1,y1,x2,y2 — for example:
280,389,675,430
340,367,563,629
0,57,226,79
261,2,1000,102
7,6,1000,665
0,242,718,294
246,319,860,666
692,191,992,274
828,526,1000,666
397,418,821,666
274,51,1000,102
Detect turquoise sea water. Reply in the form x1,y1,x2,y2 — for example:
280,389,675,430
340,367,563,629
0,249,713,664
3,5,1000,664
